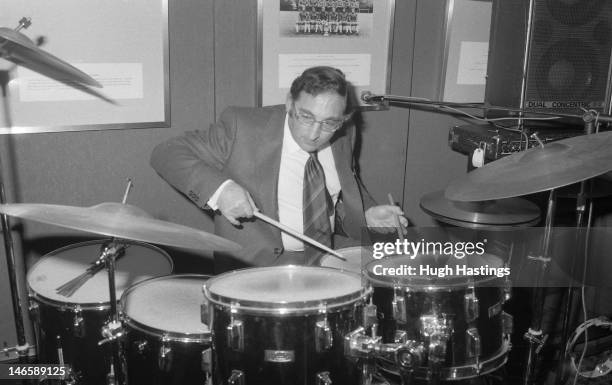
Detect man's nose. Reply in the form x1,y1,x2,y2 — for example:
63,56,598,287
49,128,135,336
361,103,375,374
307,122,322,140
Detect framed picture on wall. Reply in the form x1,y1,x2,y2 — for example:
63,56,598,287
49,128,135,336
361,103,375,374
258,0,395,108
0,0,169,133
438,0,492,103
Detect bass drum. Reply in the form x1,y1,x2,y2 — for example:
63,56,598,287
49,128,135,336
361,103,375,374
27,240,173,385
121,274,212,385
319,246,374,274
365,253,513,382
203,265,371,385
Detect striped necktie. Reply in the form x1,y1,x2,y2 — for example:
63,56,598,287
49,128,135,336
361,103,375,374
303,152,333,264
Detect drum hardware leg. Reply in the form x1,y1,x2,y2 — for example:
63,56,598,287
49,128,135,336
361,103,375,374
363,298,379,337
392,288,407,324
226,315,244,352
522,189,556,385
315,315,333,352
464,290,480,322
157,337,173,373
466,328,481,374
315,371,332,385
419,314,451,385
227,369,245,385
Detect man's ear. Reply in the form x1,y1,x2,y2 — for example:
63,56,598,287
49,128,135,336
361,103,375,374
285,94,293,112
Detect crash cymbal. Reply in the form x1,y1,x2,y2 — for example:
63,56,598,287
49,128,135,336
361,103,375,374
445,131,612,201
0,202,241,252
420,190,540,229
0,27,101,88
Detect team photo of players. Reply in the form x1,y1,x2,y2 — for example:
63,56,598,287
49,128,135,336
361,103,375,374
279,0,373,38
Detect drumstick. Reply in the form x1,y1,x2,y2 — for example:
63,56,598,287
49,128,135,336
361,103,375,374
252,211,346,262
387,193,405,242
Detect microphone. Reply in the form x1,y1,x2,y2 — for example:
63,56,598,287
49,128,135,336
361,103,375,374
361,90,373,104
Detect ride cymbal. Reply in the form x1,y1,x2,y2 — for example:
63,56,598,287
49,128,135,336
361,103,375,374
445,131,612,201
420,190,540,229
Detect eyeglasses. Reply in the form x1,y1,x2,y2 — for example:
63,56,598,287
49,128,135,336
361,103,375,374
290,103,351,133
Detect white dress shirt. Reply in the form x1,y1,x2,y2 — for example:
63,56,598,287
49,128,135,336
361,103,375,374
208,114,341,251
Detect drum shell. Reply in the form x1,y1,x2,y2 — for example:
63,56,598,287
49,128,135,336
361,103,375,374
27,240,173,385
120,274,212,385
123,327,211,385
372,280,510,380
210,302,365,385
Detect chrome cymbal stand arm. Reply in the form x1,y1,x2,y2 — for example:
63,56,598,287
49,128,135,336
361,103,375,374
0,19,33,378
523,189,556,385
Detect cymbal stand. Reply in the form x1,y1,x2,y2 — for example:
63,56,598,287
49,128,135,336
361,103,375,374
96,181,132,385
96,242,126,385
0,18,34,381
554,110,600,382
522,189,556,385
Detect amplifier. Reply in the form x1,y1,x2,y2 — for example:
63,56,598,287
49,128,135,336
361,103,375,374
448,124,584,161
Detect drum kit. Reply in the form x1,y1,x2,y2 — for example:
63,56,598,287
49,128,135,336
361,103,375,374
2,17,612,385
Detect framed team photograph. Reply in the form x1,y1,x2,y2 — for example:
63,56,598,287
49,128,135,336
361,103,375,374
258,0,395,108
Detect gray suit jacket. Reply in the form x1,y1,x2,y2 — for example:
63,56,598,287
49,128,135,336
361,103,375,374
151,105,373,272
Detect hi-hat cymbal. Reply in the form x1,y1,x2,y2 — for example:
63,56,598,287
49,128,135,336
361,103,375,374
445,131,612,201
420,190,540,229
0,202,241,252
0,27,101,88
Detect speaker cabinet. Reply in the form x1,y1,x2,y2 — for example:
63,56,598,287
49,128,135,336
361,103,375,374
485,0,612,116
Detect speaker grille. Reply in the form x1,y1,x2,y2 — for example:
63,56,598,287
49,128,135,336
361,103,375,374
486,0,612,115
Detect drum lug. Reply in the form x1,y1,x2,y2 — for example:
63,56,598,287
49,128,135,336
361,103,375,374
502,311,514,335
72,306,85,338
201,347,212,374
316,371,332,385
392,287,407,324
466,327,482,360
228,369,245,385
201,299,211,326
420,314,451,373
158,336,173,372
464,291,479,322
28,299,39,324
227,317,244,352
315,315,333,352
363,299,378,333
503,278,512,302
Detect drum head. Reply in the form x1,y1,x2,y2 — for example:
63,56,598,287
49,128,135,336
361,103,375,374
121,275,210,339
365,253,505,289
204,265,368,314
319,246,373,273
27,240,173,308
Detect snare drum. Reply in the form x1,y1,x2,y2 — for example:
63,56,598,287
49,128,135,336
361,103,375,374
203,265,371,385
319,246,374,274
121,274,211,385
365,253,513,381
28,240,173,385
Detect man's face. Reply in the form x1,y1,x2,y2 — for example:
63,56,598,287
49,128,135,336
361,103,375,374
286,90,347,153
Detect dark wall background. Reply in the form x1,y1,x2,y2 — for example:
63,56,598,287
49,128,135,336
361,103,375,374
0,0,470,357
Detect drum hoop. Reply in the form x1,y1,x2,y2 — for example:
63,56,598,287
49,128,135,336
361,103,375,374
379,338,510,380
203,266,372,315
27,239,173,310
120,274,212,342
